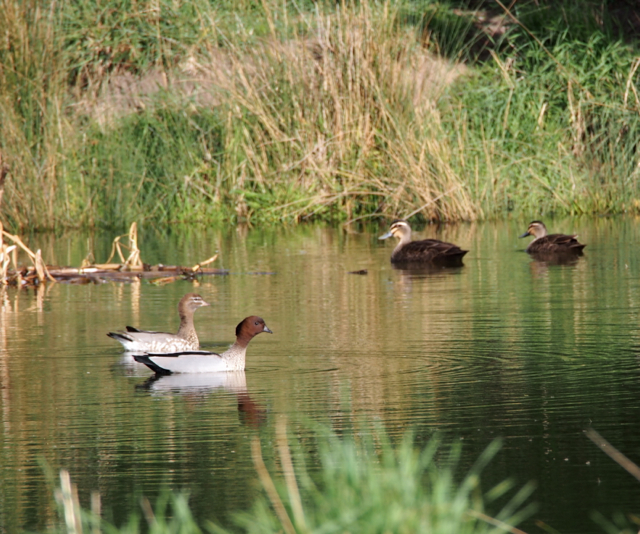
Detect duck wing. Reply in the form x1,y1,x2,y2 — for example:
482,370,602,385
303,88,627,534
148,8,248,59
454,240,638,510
107,330,196,352
134,351,226,374
126,326,164,333
393,239,468,263
528,234,586,254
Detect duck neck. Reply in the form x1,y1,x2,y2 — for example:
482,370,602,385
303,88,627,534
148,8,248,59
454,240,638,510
221,341,247,371
176,313,198,345
533,226,547,241
393,231,411,255
530,231,544,243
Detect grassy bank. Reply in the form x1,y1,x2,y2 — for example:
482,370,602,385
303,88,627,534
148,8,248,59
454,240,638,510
1,1,639,230
50,424,534,533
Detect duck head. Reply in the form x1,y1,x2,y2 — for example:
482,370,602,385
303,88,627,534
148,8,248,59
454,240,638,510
179,293,211,314
236,316,273,344
520,221,548,239
379,220,412,244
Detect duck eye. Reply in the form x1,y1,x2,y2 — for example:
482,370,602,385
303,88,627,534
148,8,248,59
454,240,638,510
254,321,259,325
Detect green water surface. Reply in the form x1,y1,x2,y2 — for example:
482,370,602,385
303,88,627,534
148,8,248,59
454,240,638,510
1,217,640,533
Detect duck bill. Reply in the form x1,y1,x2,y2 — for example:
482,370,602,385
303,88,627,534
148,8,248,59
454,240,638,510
378,232,393,240
263,326,273,334
519,231,531,238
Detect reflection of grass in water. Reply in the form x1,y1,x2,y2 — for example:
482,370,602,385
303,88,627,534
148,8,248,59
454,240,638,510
53,422,536,534
586,429,640,534
2,1,640,230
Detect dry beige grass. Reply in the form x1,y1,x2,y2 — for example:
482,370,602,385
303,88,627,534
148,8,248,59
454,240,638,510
207,4,476,222
71,3,476,223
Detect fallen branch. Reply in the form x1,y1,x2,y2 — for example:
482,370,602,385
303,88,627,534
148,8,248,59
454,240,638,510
1,222,227,287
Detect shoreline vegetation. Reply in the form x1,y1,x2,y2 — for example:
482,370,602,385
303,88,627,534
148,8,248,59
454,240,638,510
1,0,639,232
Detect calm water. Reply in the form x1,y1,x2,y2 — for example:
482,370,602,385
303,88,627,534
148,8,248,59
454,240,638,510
2,218,640,533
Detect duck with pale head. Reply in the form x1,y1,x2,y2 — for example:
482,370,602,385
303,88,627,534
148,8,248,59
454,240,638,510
107,293,210,353
520,221,586,256
379,219,468,267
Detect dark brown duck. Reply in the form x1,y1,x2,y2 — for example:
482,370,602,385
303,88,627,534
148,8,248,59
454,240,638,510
520,221,586,255
379,220,468,266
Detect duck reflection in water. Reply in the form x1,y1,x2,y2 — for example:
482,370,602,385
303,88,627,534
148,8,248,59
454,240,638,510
136,371,267,428
526,252,588,280
528,250,584,266
379,219,468,269
391,262,466,277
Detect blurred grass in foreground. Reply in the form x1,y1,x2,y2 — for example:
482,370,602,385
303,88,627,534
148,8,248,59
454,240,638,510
50,422,536,534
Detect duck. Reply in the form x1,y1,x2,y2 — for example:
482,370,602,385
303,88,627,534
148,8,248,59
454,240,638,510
519,221,586,255
379,219,468,266
107,293,210,352
133,316,273,374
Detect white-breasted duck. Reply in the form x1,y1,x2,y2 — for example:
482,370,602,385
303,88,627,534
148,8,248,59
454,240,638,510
107,293,210,352
379,219,468,266
519,221,586,255
133,316,272,374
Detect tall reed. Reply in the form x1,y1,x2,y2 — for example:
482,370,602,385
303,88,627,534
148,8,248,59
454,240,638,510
0,0,69,228
445,5,640,218
210,1,477,223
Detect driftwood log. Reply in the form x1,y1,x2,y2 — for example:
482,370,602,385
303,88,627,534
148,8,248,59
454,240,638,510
1,222,230,288
5,263,229,287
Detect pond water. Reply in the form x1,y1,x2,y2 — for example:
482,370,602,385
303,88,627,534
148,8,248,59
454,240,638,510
2,217,640,534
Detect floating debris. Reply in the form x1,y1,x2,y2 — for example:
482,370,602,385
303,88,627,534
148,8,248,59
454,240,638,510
2,221,55,286
1,222,228,288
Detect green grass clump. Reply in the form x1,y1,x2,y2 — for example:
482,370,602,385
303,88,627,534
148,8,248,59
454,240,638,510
212,1,478,224
69,104,227,227
0,0,67,228
50,426,534,534
223,427,534,534
445,23,640,217
62,0,215,88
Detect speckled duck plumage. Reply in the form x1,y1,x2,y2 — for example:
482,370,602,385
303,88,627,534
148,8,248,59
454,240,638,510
133,316,273,374
379,219,468,266
520,221,586,255
107,293,210,352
